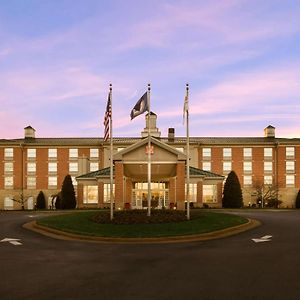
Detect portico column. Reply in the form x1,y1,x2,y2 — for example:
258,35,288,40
77,183,84,208
176,162,185,210
197,181,203,208
115,161,124,209
98,181,104,208
217,182,223,207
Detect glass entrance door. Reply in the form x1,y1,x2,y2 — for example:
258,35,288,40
132,182,169,209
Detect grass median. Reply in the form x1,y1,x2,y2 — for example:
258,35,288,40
36,210,248,238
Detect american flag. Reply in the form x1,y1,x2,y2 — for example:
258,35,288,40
103,90,112,142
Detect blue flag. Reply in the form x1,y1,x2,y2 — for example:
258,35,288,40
130,92,149,120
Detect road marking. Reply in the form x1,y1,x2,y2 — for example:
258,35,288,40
252,235,272,243
0,238,23,246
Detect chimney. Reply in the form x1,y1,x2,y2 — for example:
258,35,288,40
264,125,275,138
78,155,89,175
24,126,36,139
168,128,175,142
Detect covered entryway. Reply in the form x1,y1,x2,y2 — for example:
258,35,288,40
76,137,224,209
132,182,169,209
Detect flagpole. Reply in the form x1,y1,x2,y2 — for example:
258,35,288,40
147,83,151,217
109,83,114,221
186,83,190,220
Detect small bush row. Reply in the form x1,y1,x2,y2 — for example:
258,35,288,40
91,209,188,224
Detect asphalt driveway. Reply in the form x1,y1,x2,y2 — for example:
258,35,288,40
1,210,300,300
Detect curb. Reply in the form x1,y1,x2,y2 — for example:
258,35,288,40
23,218,261,244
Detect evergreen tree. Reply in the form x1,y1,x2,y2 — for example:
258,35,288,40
222,171,243,208
36,191,46,209
61,175,77,209
296,190,300,208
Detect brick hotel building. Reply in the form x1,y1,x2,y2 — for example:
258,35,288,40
1,113,300,210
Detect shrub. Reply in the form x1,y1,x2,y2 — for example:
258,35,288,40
296,190,300,208
36,191,46,209
92,209,188,225
61,175,77,209
222,171,243,208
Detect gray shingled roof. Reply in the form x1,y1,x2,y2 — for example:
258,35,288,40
76,167,113,179
189,166,224,178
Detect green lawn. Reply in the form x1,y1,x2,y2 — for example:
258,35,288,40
37,210,248,238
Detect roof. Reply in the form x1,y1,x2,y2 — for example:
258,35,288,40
77,167,113,179
189,166,224,179
77,166,223,180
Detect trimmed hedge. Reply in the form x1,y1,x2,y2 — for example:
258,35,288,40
92,209,188,224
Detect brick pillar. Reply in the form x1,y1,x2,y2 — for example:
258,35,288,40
115,162,124,209
169,178,176,206
98,181,104,208
217,182,223,207
176,162,185,210
77,183,84,208
197,181,203,208
125,178,132,207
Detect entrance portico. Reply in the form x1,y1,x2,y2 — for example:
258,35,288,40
77,136,224,209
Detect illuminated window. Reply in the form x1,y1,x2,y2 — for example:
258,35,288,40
4,148,13,158
90,149,99,158
286,161,295,173
264,176,273,185
243,176,252,186
27,162,36,173
90,162,99,172
223,148,231,158
203,185,217,203
223,161,232,172
83,186,98,204
27,177,36,189
71,176,77,186
243,148,252,158
264,162,272,173
185,183,197,202
27,148,36,159
69,162,78,173
202,148,211,158
243,162,252,173
48,148,57,158
264,148,272,158
4,162,13,173
69,148,78,158
286,175,295,186
4,196,14,209
202,162,211,171
104,184,115,203
4,176,13,188
286,147,295,158
48,162,57,173
48,176,57,188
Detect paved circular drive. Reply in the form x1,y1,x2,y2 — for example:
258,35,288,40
1,210,300,300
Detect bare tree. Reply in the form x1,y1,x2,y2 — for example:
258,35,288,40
253,181,282,208
12,192,28,210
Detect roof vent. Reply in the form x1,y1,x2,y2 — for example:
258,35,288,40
264,125,275,138
24,126,36,139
